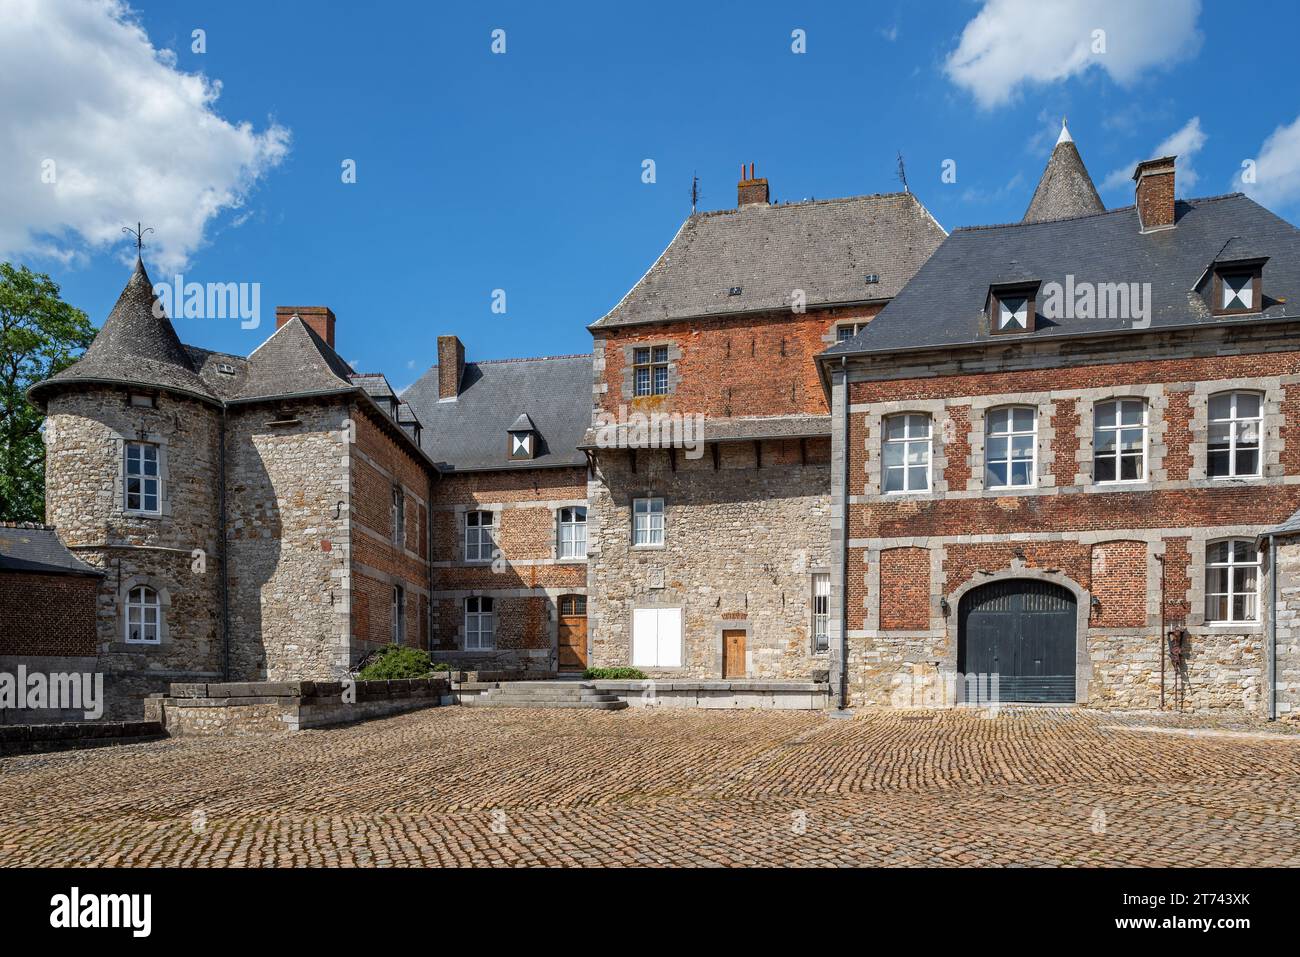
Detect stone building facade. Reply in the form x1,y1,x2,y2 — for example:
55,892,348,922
582,176,946,681
820,128,1300,717
27,262,438,715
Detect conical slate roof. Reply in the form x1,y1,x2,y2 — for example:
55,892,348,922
1023,121,1105,224
30,258,214,405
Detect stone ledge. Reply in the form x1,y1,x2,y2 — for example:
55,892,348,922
0,720,165,754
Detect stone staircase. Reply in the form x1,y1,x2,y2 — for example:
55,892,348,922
462,680,627,711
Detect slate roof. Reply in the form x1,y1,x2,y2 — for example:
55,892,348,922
1023,122,1105,224
0,524,102,577
592,192,947,329
30,258,215,406
232,316,357,402
401,355,593,472
824,193,1300,359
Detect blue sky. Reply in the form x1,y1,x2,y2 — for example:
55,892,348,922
5,0,1300,391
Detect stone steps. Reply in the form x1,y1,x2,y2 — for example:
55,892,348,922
465,681,628,711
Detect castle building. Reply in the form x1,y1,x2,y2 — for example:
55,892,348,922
13,128,1300,718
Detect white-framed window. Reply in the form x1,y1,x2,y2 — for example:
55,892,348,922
632,606,682,667
836,322,866,343
464,510,496,562
391,485,405,546
632,497,664,546
392,585,406,643
1205,539,1260,624
985,406,1037,488
633,346,670,397
1093,399,1147,484
124,441,160,513
882,414,931,493
557,506,587,559
1207,391,1262,479
125,585,161,644
465,596,495,649
812,573,830,653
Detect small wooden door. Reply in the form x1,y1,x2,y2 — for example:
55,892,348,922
722,629,747,678
558,594,588,672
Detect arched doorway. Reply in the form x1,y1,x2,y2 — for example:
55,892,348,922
958,579,1077,703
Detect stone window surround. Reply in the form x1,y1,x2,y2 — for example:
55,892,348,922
460,506,500,564
859,544,947,636
628,601,687,672
965,396,1058,493
1186,378,1284,484
621,341,682,401
1073,386,1169,489
1188,532,1267,634
630,494,666,550
435,587,587,667
809,565,831,656
442,500,587,567
463,593,497,650
115,430,171,519
861,399,952,499
112,575,172,651
554,504,589,563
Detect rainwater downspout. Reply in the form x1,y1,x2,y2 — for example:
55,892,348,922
218,406,231,681
839,356,849,710
1268,534,1277,721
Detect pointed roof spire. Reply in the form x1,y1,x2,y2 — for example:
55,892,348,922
30,256,214,406
1023,121,1105,224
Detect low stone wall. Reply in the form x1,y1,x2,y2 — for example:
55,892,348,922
595,680,831,710
147,678,451,736
0,720,164,756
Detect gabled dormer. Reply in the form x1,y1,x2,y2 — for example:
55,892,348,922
1196,246,1269,318
508,413,537,460
986,280,1041,336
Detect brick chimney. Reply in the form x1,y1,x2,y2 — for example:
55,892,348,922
1133,156,1176,231
737,162,769,207
437,335,465,400
276,306,336,349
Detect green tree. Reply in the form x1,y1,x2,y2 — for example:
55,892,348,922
0,263,94,522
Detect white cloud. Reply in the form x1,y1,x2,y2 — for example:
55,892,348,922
0,0,289,271
945,0,1202,109
1235,114,1300,210
1100,117,1206,195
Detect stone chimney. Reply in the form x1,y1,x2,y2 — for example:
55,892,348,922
276,306,336,349
437,335,465,400
1133,156,1176,231
737,162,769,207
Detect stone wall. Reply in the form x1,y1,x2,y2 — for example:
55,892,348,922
43,387,225,711
589,442,831,680
225,397,351,680
1270,539,1300,717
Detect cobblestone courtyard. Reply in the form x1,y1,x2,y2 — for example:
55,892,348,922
2,707,1298,867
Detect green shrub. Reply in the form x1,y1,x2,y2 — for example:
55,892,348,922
356,645,446,680
583,666,647,680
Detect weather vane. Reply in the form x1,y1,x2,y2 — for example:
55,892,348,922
122,221,153,257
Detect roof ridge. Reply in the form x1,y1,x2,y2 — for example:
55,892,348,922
693,190,915,218
469,353,591,365
955,192,1250,234
0,521,56,530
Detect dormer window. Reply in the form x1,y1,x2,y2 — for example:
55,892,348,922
989,283,1038,335
1209,258,1266,317
508,413,536,460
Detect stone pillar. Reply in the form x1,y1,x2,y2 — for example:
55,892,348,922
829,370,848,708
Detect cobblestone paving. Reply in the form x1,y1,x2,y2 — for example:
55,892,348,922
1,707,1298,867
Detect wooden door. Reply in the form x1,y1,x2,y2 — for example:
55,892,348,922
958,579,1076,703
557,594,588,672
722,629,747,678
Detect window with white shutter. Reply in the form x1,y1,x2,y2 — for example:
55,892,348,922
631,607,682,668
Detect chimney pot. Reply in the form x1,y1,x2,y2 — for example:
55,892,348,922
737,163,770,207
276,306,336,349
437,335,465,400
1133,155,1177,231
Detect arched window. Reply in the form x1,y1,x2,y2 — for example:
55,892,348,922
125,585,161,644
1205,540,1260,624
985,406,1036,488
1207,391,1262,478
1093,399,1147,483
882,413,931,493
